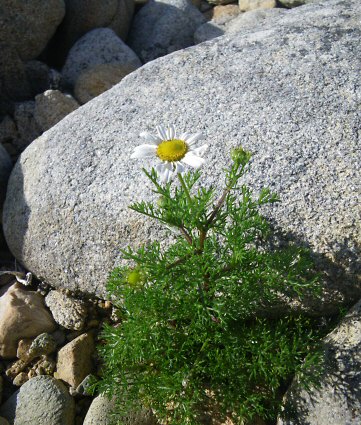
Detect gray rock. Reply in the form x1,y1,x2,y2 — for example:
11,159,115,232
62,28,141,87
83,394,157,425
0,376,75,425
239,0,276,12
128,0,205,63
278,299,361,424
2,0,361,312
13,102,42,152
0,0,65,61
45,290,87,330
34,90,79,132
49,0,134,65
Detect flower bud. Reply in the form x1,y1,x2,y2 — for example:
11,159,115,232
231,146,251,166
126,269,143,286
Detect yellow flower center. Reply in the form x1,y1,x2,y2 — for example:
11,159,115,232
156,139,188,162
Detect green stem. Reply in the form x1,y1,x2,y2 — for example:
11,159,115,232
177,173,192,204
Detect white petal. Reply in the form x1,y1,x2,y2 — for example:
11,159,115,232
179,132,191,141
182,152,205,169
183,132,203,146
174,162,185,174
156,162,174,183
131,144,157,158
156,125,168,141
166,125,176,140
139,131,162,145
190,144,208,156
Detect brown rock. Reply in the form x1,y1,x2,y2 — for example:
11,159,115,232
56,333,95,387
0,283,57,358
212,4,241,24
12,372,28,387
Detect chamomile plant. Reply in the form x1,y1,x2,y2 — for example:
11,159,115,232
96,126,326,425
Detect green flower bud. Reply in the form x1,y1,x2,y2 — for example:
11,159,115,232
125,269,143,286
231,146,252,166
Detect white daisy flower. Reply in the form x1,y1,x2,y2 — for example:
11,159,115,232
131,125,208,183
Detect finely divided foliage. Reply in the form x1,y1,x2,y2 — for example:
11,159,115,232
96,129,327,425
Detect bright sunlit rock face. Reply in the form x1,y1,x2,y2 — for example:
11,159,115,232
131,125,208,182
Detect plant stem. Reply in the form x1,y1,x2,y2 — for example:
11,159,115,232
178,173,192,204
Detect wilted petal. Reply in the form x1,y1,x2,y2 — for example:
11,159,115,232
182,152,205,168
131,144,157,158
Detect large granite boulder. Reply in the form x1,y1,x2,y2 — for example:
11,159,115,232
278,299,361,424
128,0,205,63
0,0,65,61
3,0,361,309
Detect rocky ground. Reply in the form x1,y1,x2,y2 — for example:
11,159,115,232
0,0,360,424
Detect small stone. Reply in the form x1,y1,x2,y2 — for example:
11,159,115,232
6,360,28,380
56,333,95,387
12,372,28,387
27,369,37,379
45,290,87,330
27,333,57,360
16,339,32,361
